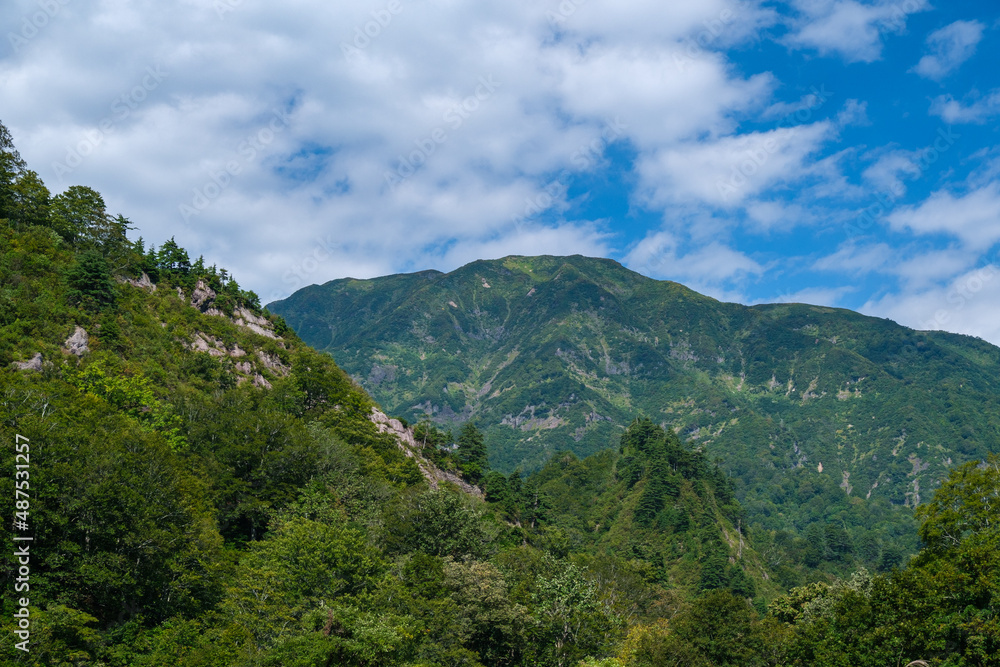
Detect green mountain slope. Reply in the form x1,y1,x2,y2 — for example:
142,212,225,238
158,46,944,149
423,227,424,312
268,255,1000,548
5,120,999,666
1,120,776,665
0,221,771,665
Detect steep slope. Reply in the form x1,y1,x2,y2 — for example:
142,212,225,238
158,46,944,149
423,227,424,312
268,255,1000,548
0,222,777,666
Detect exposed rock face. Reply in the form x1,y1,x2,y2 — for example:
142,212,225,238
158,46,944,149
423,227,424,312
370,408,484,498
187,331,287,387
122,272,156,290
191,280,217,310
11,353,43,371
234,307,277,339
64,326,90,356
257,350,290,376
190,333,227,357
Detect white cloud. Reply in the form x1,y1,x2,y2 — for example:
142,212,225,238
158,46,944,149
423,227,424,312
783,0,930,63
887,183,1000,250
0,0,781,299
813,242,894,274
889,248,978,288
861,149,923,195
930,90,1000,124
836,99,870,126
636,122,833,207
623,230,762,297
745,200,816,231
912,20,985,81
863,263,1000,344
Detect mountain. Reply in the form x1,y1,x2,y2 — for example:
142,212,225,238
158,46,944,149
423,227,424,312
267,255,1000,548
5,120,1000,665
0,220,768,665
2,121,786,665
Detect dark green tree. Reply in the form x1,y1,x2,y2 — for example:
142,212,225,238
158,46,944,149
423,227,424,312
66,250,116,311
802,523,827,567
699,540,730,592
727,564,756,599
157,237,192,277
49,185,109,245
387,489,496,559
8,169,51,228
0,120,27,219
457,422,489,482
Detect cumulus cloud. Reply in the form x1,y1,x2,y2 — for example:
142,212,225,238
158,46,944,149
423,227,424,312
636,122,833,208
861,149,924,195
0,0,782,299
887,183,1000,250
783,0,930,63
813,242,894,275
930,90,1000,124
623,230,762,299
863,263,1000,344
912,20,985,81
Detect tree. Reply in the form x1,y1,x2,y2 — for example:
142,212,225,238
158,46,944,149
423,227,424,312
8,169,51,228
698,541,730,592
524,555,621,667
727,564,756,599
0,120,27,219
915,455,1000,555
457,422,489,481
220,517,386,653
49,185,110,245
66,250,116,311
802,523,826,567
157,237,192,277
388,489,497,559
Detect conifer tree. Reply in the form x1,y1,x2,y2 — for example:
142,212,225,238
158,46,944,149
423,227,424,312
66,250,116,311
457,422,489,481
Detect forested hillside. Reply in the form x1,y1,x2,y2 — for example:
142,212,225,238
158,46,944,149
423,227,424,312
0,209,761,663
3,120,999,665
268,255,1000,572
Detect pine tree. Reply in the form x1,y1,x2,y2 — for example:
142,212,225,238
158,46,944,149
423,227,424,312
727,563,756,598
457,422,489,481
699,542,730,591
0,120,27,220
8,169,50,228
66,251,116,311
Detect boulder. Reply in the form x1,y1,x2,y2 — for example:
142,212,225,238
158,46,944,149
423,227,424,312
64,326,90,357
11,353,43,372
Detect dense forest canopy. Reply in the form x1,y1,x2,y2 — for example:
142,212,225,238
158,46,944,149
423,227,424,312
2,119,999,665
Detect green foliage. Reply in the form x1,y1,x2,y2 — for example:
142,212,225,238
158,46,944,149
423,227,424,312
269,254,1000,574
0,120,27,221
458,422,490,482
67,355,186,449
66,250,117,312
915,456,1000,555
8,169,51,228
49,185,107,244
769,457,1000,665
617,590,791,667
5,123,1000,666
387,489,499,559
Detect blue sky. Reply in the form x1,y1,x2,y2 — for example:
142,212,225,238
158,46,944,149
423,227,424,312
3,0,1000,342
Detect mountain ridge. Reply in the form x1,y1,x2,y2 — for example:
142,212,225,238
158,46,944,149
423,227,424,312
268,254,1000,555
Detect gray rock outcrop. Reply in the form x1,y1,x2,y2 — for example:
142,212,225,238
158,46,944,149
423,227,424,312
64,326,90,356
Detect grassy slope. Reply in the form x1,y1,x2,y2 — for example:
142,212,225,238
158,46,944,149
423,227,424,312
268,255,1000,549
